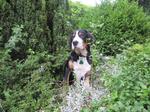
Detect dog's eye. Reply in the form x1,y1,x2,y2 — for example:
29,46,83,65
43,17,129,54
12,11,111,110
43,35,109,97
79,32,84,37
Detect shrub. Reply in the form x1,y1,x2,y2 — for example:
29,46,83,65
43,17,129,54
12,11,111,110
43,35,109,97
77,0,150,55
0,48,68,111
5,25,27,50
88,42,150,112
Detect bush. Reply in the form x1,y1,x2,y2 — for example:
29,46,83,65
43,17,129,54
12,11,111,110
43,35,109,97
0,1,70,111
77,0,150,55
67,1,92,29
88,42,150,112
0,48,68,111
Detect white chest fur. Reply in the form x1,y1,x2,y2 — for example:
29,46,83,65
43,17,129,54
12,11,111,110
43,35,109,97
73,57,91,81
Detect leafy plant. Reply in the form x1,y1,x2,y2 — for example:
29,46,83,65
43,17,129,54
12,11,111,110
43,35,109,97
0,27,2,47
88,42,150,112
0,50,65,111
5,25,27,51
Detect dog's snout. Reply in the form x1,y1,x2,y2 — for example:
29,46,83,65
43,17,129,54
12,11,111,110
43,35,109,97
73,41,78,46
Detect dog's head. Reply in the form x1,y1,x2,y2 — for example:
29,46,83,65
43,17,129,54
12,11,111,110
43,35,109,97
69,29,94,50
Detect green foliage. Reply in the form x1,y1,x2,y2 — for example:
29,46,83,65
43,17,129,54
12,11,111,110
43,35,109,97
5,25,28,51
88,42,150,112
76,0,150,55
136,0,150,14
0,1,69,111
0,27,2,47
0,0,68,51
0,49,67,111
67,1,93,29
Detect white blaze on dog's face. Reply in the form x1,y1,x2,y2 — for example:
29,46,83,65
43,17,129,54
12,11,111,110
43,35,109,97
71,29,93,50
70,29,94,55
72,30,84,50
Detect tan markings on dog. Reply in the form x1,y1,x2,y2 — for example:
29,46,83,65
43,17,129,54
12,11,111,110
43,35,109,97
80,49,88,56
84,71,91,87
68,60,74,69
74,47,88,56
83,43,88,48
74,48,80,55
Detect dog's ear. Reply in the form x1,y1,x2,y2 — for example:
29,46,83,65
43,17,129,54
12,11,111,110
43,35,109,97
69,32,74,49
86,31,95,43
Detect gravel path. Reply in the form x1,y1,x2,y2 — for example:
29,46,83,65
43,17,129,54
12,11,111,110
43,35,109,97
60,56,110,112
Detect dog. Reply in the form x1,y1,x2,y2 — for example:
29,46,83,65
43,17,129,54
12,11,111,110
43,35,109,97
63,29,94,87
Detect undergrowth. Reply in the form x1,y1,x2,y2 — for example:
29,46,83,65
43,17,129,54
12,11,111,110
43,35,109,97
82,42,150,112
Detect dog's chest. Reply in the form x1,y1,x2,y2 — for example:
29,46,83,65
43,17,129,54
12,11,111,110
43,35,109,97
73,57,91,79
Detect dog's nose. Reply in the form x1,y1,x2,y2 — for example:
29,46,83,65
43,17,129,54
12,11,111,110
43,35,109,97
73,41,78,46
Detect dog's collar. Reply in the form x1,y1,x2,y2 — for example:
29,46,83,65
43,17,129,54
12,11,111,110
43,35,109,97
70,51,92,64
79,57,84,64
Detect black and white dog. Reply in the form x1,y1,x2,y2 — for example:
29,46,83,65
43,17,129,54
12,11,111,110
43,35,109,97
63,29,94,87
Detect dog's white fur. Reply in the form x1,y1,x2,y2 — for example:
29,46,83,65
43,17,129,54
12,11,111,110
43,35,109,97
73,56,91,87
72,31,84,50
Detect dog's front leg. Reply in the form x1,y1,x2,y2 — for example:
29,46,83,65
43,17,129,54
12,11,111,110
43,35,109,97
84,71,91,88
63,60,74,85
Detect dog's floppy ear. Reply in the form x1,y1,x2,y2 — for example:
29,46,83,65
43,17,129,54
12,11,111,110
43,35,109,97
69,32,74,49
86,31,95,43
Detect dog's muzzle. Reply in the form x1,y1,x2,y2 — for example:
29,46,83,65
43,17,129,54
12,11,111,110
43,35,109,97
73,41,78,47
